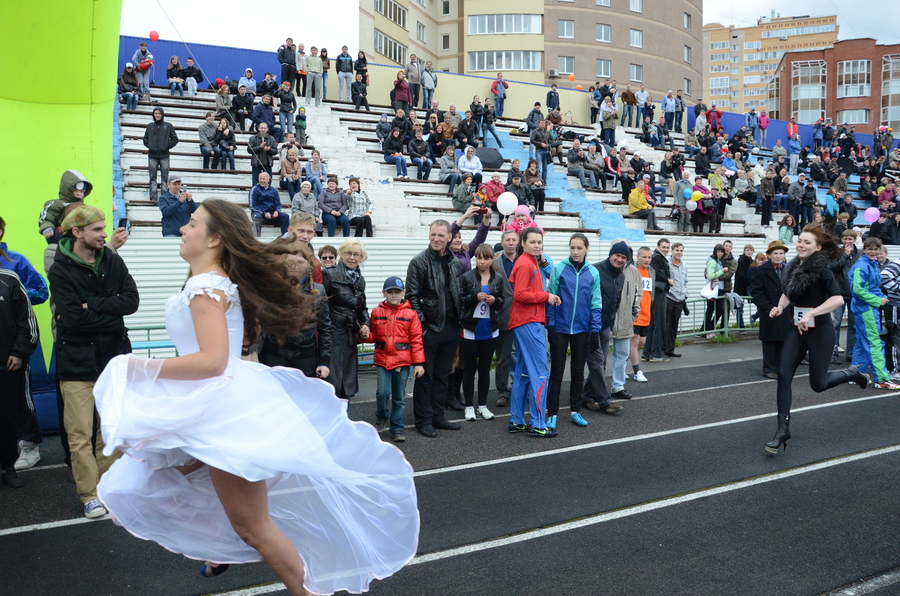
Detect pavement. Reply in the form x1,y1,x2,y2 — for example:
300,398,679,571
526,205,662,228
4,338,900,596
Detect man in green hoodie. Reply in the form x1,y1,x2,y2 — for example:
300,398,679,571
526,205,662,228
47,205,139,519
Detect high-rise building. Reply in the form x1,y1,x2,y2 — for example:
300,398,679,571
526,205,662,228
702,12,838,115
360,0,702,99
764,39,900,129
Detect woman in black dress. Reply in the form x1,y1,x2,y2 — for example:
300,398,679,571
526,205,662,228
765,225,868,454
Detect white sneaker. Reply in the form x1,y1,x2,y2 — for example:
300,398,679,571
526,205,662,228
837,346,845,353
464,406,476,421
477,406,495,420
634,370,649,383
891,372,900,383
83,499,108,519
14,440,40,470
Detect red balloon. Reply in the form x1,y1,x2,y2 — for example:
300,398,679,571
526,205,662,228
149,30,159,42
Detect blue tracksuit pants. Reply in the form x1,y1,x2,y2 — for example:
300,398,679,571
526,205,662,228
511,322,549,429
852,307,890,383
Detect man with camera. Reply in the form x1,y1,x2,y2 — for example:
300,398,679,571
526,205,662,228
158,174,198,238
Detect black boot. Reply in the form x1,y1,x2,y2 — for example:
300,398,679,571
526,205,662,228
764,415,791,454
445,369,465,411
845,365,869,389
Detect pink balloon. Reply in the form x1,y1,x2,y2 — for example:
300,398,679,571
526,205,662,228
864,207,880,223
149,30,159,42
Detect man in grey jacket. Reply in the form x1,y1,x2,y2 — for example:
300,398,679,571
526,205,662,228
403,54,422,110
198,111,220,169
665,242,689,357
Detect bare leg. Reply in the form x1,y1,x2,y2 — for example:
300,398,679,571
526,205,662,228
630,335,641,366
176,460,205,475
209,467,311,596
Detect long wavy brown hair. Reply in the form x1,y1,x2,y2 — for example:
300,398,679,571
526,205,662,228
801,223,841,259
199,199,316,341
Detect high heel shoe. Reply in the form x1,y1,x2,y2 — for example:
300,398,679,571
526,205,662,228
764,414,790,455
200,562,230,577
845,365,869,389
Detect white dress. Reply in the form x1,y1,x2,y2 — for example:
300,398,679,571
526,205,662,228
94,273,419,595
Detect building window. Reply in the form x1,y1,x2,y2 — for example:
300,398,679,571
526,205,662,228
731,67,739,75
762,23,836,39
731,44,739,52
630,29,642,48
744,76,761,85
743,100,766,108
558,20,574,39
766,75,780,120
684,12,691,30
882,55,900,130
468,14,542,35
468,50,542,72
791,60,827,124
710,76,730,88
710,41,729,50
416,22,426,42
630,0,642,12
596,59,611,78
683,78,691,96
596,24,610,43
837,60,871,98
710,53,729,62
375,0,407,29
836,109,869,124
744,41,761,50
558,56,574,74
630,63,642,82
441,34,450,51
417,0,425,5
374,30,407,65
596,0,610,5
710,87,730,96
731,56,740,63
710,65,729,73
683,46,691,64
441,0,450,16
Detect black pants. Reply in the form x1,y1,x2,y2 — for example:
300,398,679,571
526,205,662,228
0,368,28,469
664,298,684,355
296,73,307,97
777,323,847,416
461,337,497,407
643,291,668,359
409,83,420,108
532,188,546,212
494,329,514,398
413,321,461,427
704,298,724,332
762,340,783,375
280,64,296,90
548,331,589,415
582,328,613,406
351,215,373,237
355,96,370,111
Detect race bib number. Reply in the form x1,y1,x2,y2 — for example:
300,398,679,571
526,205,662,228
474,301,490,319
641,277,652,293
793,307,815,328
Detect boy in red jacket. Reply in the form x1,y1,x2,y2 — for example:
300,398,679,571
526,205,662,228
363,276,425,442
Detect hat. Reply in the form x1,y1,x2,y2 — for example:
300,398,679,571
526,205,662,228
125,62,134,68
245,68,253,73
167,174,181,184
514,205,531,217
239,84,246,88
383,276,404,291
766,240,789,255
300,180,312,188
61,205,105,233
215,78,225,88
511,172,522,179
609,241,630,258
798,173,806,178
642,174,651,180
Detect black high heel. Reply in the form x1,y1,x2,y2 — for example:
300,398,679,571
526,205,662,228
764,414,790,455
845,365,869,389
200,562,230,577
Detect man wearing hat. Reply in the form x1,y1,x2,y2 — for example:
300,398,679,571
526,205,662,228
239,68,257,102
748,241,791,378
158,174,197,238
143,107,179,202
47,205,139,519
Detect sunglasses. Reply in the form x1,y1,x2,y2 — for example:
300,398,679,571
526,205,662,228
320,255,336,261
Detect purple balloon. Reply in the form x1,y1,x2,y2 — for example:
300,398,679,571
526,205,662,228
864,207,880,223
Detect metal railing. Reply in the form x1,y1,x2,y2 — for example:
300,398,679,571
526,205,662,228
675,295,757,340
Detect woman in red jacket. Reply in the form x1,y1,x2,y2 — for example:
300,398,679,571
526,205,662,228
508,228,561,438
392,71,412,116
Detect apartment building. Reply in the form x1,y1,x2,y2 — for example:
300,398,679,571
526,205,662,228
702,13,837,114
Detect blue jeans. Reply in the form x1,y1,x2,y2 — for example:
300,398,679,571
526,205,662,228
169,82,183,96
253,211,290,235
219,150,235,170
285,177,302,198
422,88,434,110
535,150,549,182
444,172,462,193
636,106,645,127
279,111,294,134
602,127,615,146
529,130,537,159
306,176,324,197
610,337,631,392
121,93,138,110
833,300,857,358
338,72,353,102
412,157,433,179
385,154,408,176
568,167,597,188
321,72,328,99
376,365,408,434
482,123,503,147
664,111,675,130
651,186,667,204
622,104,634,127
322,212,351,236
494,97,505,118
200,145,221,169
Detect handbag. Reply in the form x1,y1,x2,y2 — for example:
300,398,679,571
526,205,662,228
700,198,715,211
700,281,719,301
669,204,681,220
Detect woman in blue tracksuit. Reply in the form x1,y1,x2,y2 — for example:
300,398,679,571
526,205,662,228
546,233,602,430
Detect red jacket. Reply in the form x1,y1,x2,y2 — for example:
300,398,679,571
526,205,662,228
508,252,549,329
787,121,799,137
363,299,425,370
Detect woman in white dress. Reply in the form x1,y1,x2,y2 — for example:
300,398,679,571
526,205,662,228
93,199,418,595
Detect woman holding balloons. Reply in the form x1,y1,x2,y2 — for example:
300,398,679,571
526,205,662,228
689,176,714,233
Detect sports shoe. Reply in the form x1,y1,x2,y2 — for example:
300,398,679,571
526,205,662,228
640,355,650,362
837,346,845,353
14,440,40,470
832,355,843,365
84,499,108,519
508,422,528,433
464,406,476,421
649,357,670,362
546,415,557,430
706,333,717,340
1,468,24,488
891,372,900,383
495,396,510,407
570,412,589,427
528,426,558,438
634,370,649,383
374,418,387,431
476,406,495,420
391,431,406,443
875,381,900,390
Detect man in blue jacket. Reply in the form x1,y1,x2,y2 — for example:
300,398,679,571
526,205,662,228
788,134,802,176
158,174,198,238
251,94,284,143
250,172,289,236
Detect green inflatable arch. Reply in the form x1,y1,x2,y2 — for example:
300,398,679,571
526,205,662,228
0,2,122,422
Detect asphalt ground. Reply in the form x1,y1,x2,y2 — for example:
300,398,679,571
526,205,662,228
4,338,900,596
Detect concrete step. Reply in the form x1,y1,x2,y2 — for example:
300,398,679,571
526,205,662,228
419,209,580,229
402,193,561,213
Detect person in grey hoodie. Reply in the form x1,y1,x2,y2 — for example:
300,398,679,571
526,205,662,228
142,107,179,201
197,111,220,169
375,113,392,148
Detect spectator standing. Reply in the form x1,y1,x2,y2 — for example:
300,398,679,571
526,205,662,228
277,38,296,91
546,84,560,111
634,85,649,126
789,135,802,176
247,122,278,186
526,102,543,159
158,174,198,238
642,238,672,362
319,48,331,99
346,177,374,237
491,73,509,118
746,108,759,144
198,111,220,170
213,119,236,170
406,220,464,438
849,237,895,387
295,43,307,97
531,119,550,181
493,231,518,407
703,245,727,338
117,64,140,110
734,244,755,328
305,47,324,106
131,41,152,96
749,240,791,378
758,111,770,147
403,54,422,109
481,98,503,148
323,240,371,400
620,84,637,128
392,71,412,114
830,230,860,364
319,178,351,237
251,94,284,143
665,242,688,357
354,51,368,84
661,91,677,131
49,205,139,517
363,276,423,442
250,172,289,236
601,97,618,146
275,82,296,135
142,107,178,202
421,61,438,110
674,89,685,133
335,46,354,102
181,57,202,97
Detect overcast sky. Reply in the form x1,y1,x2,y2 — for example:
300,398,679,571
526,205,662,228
703,1,899,44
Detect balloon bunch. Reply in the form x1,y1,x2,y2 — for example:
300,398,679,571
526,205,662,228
684,188,701,212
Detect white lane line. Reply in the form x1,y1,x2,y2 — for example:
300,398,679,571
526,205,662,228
827,567,900,595
213,584,286,596
18,463,68,473
415,390,893,477
0,515,109,537
410,444,900,564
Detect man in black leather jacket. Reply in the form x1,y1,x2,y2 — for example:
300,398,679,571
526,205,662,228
405,220,463,437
